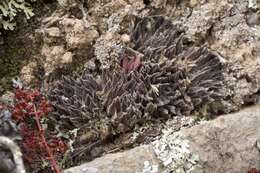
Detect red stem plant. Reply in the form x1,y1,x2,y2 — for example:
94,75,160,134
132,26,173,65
12,88,66,173
248,168,260,173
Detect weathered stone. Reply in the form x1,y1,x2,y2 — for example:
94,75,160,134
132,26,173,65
190,0,199,7
0,92,14,105
64,145,162,173
181,105,260,173
94,32,124,69
37,11,100,78
60,18,99,49
64,105,260,173
44,27,61,37
42,45,65,76
60,51,73,64
20,61,37,85
41,45,74,76
57,0,76,8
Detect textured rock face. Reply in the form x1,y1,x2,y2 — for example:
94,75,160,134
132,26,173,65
182,106,260,173
64,105,260,173
20,61,37,85
61,18,99,49
152,0,260,111
37,12,99,78
64,145,160,173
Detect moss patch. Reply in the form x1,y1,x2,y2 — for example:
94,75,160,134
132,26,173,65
0,37,29,92
0,1,57,93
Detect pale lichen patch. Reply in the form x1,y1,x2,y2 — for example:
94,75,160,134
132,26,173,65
152,130,203,173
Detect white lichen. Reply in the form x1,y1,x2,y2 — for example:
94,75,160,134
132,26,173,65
94,33,123,69
256,138,260,151
107,5,131,33
136,161,159,173
248,0,259,9
152,130,203,173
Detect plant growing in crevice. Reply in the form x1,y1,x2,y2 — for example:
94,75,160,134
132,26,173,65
49,16,226,164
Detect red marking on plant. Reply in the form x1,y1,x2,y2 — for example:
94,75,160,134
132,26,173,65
248,168,260,173
11,88,66,173
121,55,141,73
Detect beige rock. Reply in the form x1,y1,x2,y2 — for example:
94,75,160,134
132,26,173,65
41,45,74,76
190,0,198,7
64,145,162,173
64,106,260,173
44,27,61,37
38,13,99,77
151,0,167,9
94,32,123,69
182,105,260,173
57,0,76,8
103,32,114,40
121,34,131,43
61,52,73,64
20,62,37,84
60,18,99,49
0,91,14,104
42,45,64,76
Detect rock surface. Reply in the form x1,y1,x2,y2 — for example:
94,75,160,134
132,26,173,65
182,106,260,173
64,145,161,173
64,105,260,173
36,10,99,78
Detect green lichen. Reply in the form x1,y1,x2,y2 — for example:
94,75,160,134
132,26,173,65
0,0,35,30
0,0,35,91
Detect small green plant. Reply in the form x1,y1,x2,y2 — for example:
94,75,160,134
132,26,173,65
0,0,35,30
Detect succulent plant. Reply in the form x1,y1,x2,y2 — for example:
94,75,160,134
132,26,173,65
49,48,224,144
48,16,225,161
131,15,192,62
49,71,144,143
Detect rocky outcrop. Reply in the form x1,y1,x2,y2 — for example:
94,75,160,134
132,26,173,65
12,0,259,112
182,106,260,173
149,0,260,111
64,105,260,173
64,145,159,173
36,10,99,78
